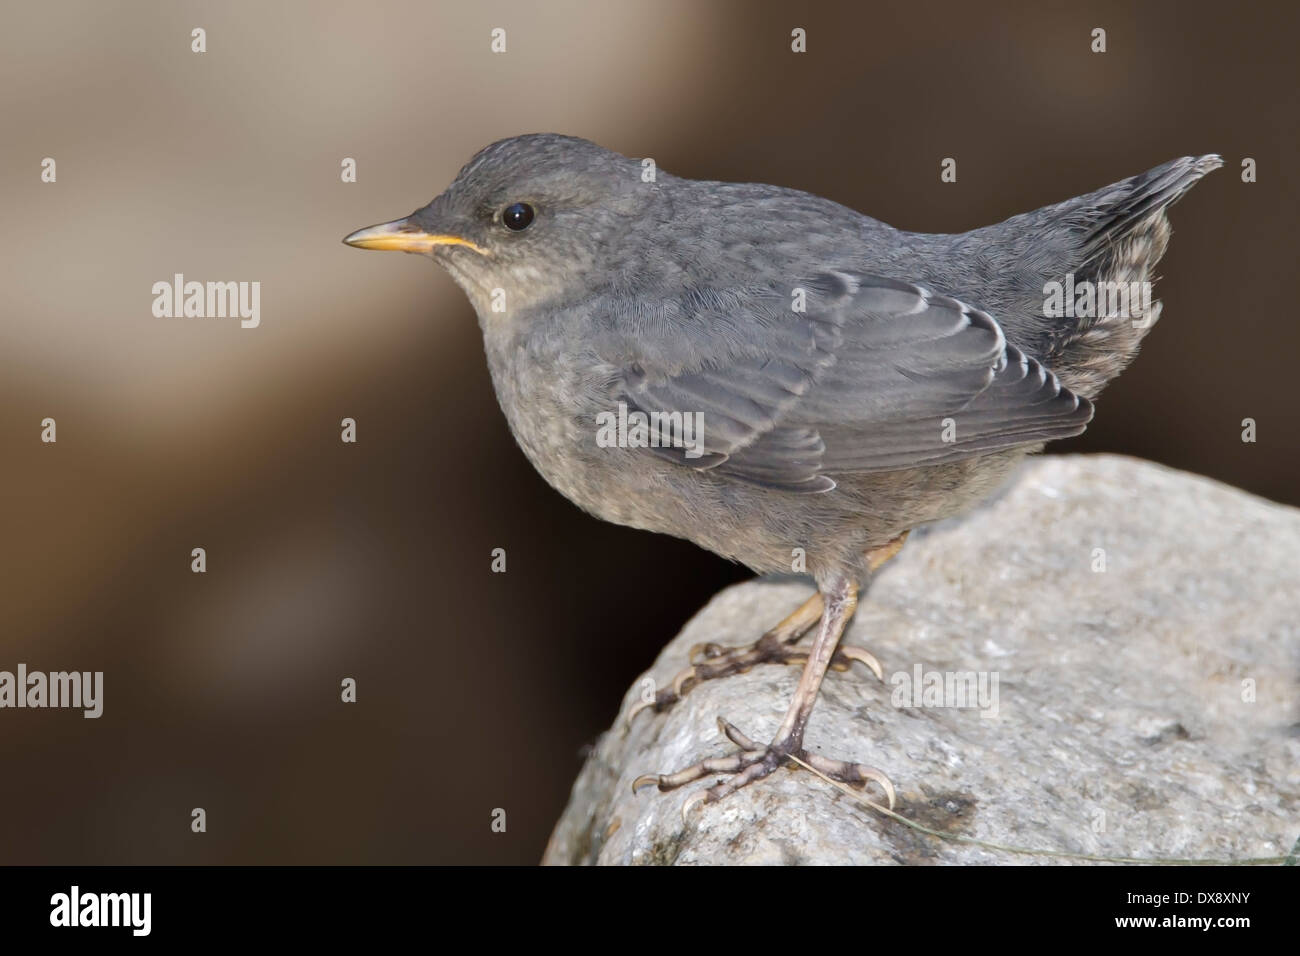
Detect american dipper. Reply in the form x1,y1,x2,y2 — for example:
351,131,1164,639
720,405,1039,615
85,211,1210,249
345,135,1219,809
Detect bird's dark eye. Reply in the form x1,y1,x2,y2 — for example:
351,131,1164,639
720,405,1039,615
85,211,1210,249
502,202,535,231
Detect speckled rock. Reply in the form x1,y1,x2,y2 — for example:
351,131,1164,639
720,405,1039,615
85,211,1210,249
543,455,1300,865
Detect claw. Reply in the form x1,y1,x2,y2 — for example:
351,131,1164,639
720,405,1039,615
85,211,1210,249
681,790,710,821
803,752,897,809
631,773,661,794
837,645,884,681
626,697,654,726
861,768,897,810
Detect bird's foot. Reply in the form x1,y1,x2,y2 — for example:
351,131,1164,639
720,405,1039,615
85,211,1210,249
632,718,896,815
627,601,881,724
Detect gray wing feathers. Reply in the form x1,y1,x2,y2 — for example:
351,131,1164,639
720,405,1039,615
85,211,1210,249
820,344,1092,472
802,281,1006,422
613,273,1092,491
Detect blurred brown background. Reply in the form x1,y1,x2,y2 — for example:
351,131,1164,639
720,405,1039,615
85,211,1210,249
0,0,1294,864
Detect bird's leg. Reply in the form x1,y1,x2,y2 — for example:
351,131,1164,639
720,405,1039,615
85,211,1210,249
692,589,824,662
633,575,895,809
627,593,827,722
628,533,908,722
627,590,880,722
866,530,909,573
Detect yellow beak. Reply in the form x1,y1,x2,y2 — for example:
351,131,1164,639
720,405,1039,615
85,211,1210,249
342,218,489,256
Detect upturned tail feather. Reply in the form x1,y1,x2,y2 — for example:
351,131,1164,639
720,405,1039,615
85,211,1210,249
1044,154,1222,398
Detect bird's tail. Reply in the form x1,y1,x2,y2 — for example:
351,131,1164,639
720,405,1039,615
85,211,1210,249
1033,154,1222,398
982,154,1216,400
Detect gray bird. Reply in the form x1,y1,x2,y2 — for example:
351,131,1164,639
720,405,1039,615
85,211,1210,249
344,135,1219,808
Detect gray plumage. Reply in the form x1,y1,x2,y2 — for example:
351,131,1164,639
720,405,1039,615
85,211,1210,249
359,134,1217,588
346,134,1219,805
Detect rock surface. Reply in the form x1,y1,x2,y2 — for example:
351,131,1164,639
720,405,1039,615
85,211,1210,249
543,455,1300,865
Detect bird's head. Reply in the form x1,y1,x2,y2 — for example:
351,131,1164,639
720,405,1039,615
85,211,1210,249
344,133,658,316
